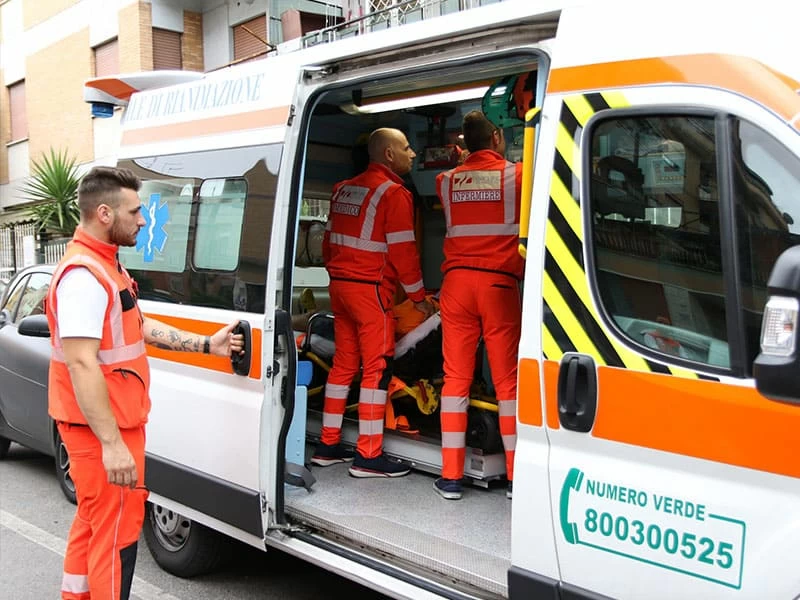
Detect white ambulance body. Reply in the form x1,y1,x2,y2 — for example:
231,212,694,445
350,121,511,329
83,0,800,598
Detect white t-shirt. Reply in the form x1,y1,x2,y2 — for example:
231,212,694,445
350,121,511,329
56,267,108,339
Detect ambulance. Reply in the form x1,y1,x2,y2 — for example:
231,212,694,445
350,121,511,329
80,0,800,598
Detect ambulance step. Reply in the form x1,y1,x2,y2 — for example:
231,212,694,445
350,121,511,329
285,462,510,597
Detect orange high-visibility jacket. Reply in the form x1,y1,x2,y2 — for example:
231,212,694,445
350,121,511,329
436,149,524,280
323,162,426,302
46,226,151,428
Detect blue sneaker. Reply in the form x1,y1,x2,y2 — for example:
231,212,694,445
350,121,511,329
348,453,411,478
311,443,355,467
434,478,462,500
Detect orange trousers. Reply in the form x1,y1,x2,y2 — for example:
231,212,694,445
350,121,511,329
321,279,395,459
58,423,148,600
439,270,521,481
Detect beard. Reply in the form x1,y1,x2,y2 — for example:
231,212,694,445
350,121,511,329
109,220,138,247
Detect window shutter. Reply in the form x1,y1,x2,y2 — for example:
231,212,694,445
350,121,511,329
94,39,119,77
153,28,182,70
9,81,26,141
233,15,268,61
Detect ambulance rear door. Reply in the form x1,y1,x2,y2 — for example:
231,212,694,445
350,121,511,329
538,70,800,598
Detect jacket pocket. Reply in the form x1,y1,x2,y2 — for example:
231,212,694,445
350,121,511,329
106,368,149,429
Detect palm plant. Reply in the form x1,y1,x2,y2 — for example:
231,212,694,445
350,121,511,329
20,149,82,236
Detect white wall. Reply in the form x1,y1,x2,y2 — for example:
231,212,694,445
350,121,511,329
203,3,230,71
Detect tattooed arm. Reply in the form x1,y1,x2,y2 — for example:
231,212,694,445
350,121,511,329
142,317,245,357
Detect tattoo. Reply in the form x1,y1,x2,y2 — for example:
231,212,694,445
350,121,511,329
180,337,194,351
151,329,165,338
151,342,172,350
169,330,180,344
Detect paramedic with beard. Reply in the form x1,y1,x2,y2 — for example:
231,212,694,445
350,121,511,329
434,111,523,500
312,128,434,477
46,167,244,600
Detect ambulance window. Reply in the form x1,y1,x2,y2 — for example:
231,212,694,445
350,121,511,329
589,115,731,369
731,119,800,370
194,179,246,271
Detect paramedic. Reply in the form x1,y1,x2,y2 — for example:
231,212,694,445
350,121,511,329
434,111,523,500
46,166,244,600
312,128,434,477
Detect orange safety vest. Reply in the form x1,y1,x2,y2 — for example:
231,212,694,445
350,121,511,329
46,226,151,428
322,162,426,302
436,149,524,279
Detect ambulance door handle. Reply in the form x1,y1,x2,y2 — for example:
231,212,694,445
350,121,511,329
557,353,597,433
231,320,252,376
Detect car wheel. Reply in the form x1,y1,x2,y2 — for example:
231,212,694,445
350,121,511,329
0,436,10,459
54,430,77,504
142,502,231,578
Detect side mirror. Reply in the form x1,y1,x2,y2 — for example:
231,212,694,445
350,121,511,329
0,309,10,328
753,246,800,403
18,314,51,338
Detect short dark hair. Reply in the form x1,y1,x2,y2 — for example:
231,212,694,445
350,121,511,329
78,167,141,219
461,110,497,153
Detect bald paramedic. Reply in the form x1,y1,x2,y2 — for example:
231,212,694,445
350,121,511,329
434,111,523,500
313,128,433,478
46,166,244,600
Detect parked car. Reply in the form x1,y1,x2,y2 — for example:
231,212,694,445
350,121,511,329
0,264,76,504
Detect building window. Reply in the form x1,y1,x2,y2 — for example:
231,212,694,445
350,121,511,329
94,38,119,77
8,81,27,142
153,28,182,70
233,15,268,62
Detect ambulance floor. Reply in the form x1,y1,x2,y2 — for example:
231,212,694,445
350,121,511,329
284,459,510,598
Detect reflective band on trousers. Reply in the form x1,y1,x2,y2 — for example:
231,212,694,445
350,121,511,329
359,418,385,436
325,383,350,399
441,395,469,412
497,398,516,417
62,572,90,593
402,279,424,294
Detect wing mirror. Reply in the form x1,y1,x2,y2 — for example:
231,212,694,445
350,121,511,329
0,309,9,328
753,246,800,403
18,314,52,338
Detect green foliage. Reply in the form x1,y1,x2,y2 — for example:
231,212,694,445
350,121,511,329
20,149,81,235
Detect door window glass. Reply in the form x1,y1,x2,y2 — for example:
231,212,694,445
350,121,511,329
14,272,51,323
732,119,800,368
2,275,29,321
589,115,730,368
194,179,246,271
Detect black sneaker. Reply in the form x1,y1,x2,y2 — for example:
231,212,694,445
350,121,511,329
310,443,355,467
434,478,462,500
506,481,513,499
348,453,411,478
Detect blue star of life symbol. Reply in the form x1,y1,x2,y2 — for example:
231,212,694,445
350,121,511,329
136,193,169,263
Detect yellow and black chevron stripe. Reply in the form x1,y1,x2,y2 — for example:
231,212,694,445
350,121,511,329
541,91,718,382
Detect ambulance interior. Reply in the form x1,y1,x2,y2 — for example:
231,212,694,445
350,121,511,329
283,56,539,597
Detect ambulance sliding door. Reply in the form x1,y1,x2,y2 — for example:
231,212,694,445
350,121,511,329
542,82,800,599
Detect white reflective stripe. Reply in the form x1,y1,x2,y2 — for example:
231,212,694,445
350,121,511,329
447,223,519,238
325,383,350,399
359,388,387,406
440,172,453,228
322,412,344,428
359,418,385,436
70,254,125,347
402,279,424,294
441,431,466,448
328,232,388,253
360,180,394,240
386,230,415,245
441,395,468,413
497,398,517,417
502,434,517,451
503,163,517,224
97,340,146,364
62,572,90,593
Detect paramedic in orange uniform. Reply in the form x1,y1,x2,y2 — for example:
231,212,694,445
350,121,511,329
434,111,523,500
46,167,244,600
312,128,434,477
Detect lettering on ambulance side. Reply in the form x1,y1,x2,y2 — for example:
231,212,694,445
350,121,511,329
559,468,746,589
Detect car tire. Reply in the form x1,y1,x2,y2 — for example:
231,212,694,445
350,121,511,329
142,502,231,578
54,430,77,505
0,436,10,459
